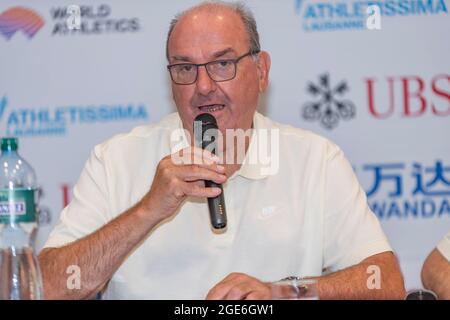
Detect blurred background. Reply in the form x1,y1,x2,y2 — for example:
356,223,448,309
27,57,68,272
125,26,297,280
0,0,449,291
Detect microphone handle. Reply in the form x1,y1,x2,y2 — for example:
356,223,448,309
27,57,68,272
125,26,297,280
204,180,227,229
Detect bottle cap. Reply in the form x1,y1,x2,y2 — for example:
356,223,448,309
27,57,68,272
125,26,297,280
1,137,18,151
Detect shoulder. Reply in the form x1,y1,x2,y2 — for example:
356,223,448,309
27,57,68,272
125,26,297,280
255,112,342,160
92,112,181,160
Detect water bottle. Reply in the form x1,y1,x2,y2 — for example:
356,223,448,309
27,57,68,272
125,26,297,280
0,137,43,300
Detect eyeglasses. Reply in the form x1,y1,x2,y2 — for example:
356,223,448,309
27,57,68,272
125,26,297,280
167,50,260,85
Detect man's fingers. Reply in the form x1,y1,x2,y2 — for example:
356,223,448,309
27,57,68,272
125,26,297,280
206,273,246,299
207,282,260,300
188,158,226,175
171,148,226,175
184,183,222,198
244,291,270,300
173,147,220,165
206,273,271,300
193,147,219,163
224,283,255,300
227,280,271,300
147,147,224,220
180,165,227,184
206,275,238,300
206,283,232,300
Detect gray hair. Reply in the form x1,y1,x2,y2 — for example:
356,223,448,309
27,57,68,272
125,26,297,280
166,1,261,61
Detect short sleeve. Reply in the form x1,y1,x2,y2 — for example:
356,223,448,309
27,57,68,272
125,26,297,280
437,230,450,262
43,144,110,249
323,144,392,271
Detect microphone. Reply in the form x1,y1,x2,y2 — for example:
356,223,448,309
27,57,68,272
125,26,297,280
194,113,227,230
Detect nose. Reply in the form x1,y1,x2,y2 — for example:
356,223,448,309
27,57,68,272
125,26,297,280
195,66,217,96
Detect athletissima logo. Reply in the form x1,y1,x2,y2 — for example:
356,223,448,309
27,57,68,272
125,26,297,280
295,0,448,32
301,73,356,130
0,95,148,137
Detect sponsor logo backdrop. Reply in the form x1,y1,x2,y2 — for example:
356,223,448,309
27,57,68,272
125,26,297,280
1,0,449,291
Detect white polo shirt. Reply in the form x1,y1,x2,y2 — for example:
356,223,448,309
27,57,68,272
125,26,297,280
437,230,450,261
43,112,392,299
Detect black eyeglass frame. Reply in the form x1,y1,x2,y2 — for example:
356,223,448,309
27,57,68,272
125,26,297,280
167,50,260,85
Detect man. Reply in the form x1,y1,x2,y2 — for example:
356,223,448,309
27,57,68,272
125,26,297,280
39,1,405,299
421,231,450,299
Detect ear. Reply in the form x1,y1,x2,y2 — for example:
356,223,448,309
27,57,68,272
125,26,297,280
256,51,271,93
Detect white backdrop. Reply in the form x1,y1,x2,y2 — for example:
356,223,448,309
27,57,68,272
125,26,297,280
1,0,449,292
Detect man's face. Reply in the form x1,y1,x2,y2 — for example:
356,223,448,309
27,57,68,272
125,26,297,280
167,7,270,142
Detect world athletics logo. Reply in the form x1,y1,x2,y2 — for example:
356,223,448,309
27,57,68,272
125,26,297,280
0,96,149,137
295,0,448,32
0,7,44,40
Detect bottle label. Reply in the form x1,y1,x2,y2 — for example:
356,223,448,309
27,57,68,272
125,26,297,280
0,189,37,224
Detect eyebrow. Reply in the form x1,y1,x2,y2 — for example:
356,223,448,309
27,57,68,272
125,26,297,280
170,47,237,63
171,55,192,63
212,47,236,59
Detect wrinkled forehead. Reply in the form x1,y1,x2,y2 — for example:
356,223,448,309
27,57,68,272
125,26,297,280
168,8,249,62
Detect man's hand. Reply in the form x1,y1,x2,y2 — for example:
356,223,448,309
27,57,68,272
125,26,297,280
206,252,405,300
421,248,450,299
139,147,227,221
206,273,272,300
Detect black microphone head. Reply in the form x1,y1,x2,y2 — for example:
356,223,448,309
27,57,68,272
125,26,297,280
194,113,217,128
193,113,219,151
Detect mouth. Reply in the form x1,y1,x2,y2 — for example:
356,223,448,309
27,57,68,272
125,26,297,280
197,104,225,113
